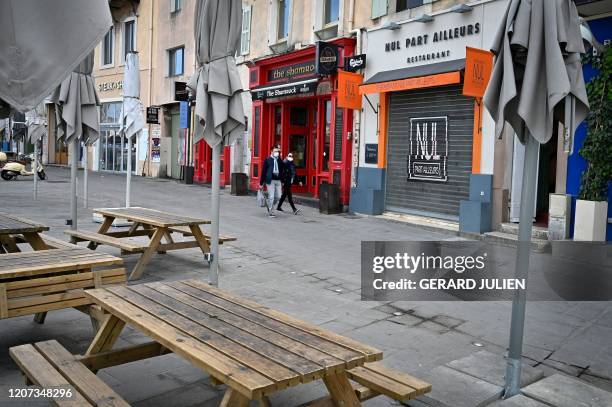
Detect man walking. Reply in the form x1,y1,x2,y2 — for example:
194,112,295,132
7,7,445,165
277,152,301,215
259,146,284,218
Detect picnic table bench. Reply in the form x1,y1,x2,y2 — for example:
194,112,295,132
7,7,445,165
65,207,236,280
0,247,125,324
0,212,50,253
10,279,430,406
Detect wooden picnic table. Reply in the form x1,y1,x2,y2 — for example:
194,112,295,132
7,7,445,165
65,207,235,281
0,247,125,324
83,279,384,406
0,212,49,253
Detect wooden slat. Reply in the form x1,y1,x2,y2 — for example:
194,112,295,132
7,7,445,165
34,340,130,407
8,297,93,318
7,274,125,299
41,234,83,249
130,284,329,381
64,230,145,252
9,344,91,407
0,212,49,234
322,372,361,407
168,226,237,243
145,282,345,373
0,285,8,319
4,268,124,291
107,286,301,386
84,288,275,399
93,207,210,228
362,362,432,395
78,342,169,371
177,281,376,365
346,365,428,401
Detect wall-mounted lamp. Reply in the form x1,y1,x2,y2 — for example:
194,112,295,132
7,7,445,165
450,4,473,13
414,13,434,23
382,21,401,30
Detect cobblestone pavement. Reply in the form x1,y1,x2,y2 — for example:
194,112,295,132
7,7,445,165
0,167,610,406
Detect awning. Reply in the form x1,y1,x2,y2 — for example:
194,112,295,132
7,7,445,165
360,59,465,94
251,78,318,101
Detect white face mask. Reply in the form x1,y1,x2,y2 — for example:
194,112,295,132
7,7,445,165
273,152,279,158
287,157,294,162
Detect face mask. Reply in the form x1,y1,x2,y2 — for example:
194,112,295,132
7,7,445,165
273,152,279,157
287,157,293,162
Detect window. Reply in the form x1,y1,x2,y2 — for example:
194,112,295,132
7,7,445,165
123,19,135,61
397,0,426,12
240,5,251,55
170,0,181,13
168,47,184,76
101,28,114,66
324,0,339,25
323,100,331,171
371,0,388,18
277,0,291,40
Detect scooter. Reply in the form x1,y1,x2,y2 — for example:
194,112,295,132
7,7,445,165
0,152,46,181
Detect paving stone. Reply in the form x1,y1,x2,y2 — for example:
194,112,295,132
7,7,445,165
419,321,451,334
388,313,423,326
522,374,612,407
415,365,503,407
132,381,220,407
488,394,549,407
446,350,543,387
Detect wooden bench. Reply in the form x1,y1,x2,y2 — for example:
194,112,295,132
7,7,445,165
168,225,237,244
10,340,130,407
41,234,82,249
64,230,145,253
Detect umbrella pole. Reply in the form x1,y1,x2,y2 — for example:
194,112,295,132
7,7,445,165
70,137,78,232
209,142,221,286
126,133,132,207
504,132,539,397
33,140,38,200
83,141,88,208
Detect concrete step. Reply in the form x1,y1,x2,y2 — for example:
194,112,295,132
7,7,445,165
484,231,550,252
500,223,549,240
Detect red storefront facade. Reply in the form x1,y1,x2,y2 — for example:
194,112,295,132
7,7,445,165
248,38,355,204
194,141,230,186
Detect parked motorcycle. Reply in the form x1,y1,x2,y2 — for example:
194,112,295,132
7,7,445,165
0,152,46,181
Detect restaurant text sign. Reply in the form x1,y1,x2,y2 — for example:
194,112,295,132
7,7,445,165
408,116,448,182
267,61,316,83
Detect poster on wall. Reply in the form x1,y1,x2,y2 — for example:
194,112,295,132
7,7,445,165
151,137,160,163
407,116,448,182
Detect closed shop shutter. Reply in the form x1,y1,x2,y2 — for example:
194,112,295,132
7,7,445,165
385,84,474,219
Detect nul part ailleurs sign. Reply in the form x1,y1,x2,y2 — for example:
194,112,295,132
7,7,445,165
408,117,448,182
463,46,493,98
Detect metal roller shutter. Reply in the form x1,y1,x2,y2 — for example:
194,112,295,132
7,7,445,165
385,84,474,219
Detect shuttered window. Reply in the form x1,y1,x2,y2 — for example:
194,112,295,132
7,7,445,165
371,0,388,19
240,5,251,55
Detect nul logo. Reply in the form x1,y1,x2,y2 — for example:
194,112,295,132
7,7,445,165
408,117,448,182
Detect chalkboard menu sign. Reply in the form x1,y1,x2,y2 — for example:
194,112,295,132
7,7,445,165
333,108,343,161
365,144,378,164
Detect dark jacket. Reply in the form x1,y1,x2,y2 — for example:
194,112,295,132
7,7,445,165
281,159,296,185
260,156,285,185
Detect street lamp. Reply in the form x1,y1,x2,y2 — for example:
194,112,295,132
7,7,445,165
450,4,473,13
382,21,401,30
414,13,434,23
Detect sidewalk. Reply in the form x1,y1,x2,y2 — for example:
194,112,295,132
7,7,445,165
0,167,610,406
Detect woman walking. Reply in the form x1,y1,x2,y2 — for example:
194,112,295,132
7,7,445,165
277,152,301,215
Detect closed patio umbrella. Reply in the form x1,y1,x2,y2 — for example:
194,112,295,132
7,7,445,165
51,52,101,232
188,0,246,286
25,103,47,200
483,0,588,397
0,0,111,115
120,52,145,208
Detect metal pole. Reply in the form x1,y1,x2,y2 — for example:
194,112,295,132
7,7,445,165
209,142,221,286
126,133,132,207
33,139,38,200
83,141,88,208
504,131,539,397
70,137,78,231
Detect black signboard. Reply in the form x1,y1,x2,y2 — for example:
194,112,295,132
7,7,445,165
333,108,343,161
251,81,317,101
146,107,160,124
344,54,367,72
174,81,189,101
315,41,339,75
365,144,378,164
267,60,317,83
408,116,448,182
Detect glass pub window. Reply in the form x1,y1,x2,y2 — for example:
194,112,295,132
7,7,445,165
102,28,113,66
170,0,181,13
168,47,184,76
123,20,135,60
278,0,291,40
323,100,331,171
397,0,425,12
324,0,339,25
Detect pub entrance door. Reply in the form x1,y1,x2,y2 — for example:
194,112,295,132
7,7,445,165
283,101,316,195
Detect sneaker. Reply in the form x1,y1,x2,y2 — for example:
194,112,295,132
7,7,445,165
277,207,285,212
268,213,276,218
293,208,301,215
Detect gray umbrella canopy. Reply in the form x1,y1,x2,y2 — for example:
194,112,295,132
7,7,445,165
25,104,47,143
51,52,101,145
0,0,111,114
484,0,589,143
188,0,246,147
120,53,145,141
